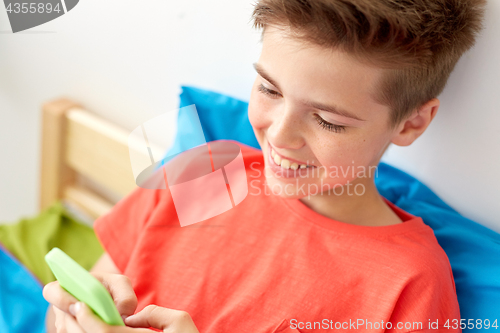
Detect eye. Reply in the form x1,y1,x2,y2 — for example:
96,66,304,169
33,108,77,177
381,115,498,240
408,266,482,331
314,114,346,133
258,83,281,98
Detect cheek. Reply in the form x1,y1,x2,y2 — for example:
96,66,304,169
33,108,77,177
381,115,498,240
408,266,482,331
314,134,380,177
330,134,388,171
247,100,260,130
248,88,272,131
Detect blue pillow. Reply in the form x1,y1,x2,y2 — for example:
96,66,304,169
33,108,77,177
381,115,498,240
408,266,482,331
175,86,260,151
170,85,500,330
0,244,49,333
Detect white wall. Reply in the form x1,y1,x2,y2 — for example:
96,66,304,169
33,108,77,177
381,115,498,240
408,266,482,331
1,0,499,232
0,0,261,223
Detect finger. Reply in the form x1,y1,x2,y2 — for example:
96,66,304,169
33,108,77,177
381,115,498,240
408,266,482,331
73,302,111,333
53,307,67,333
124,305,198,332
43,282,79,313
73,302,152,333
91,273,138,317
64,311,86,333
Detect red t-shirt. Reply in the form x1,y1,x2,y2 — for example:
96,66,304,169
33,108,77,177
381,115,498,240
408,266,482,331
94,140,461,333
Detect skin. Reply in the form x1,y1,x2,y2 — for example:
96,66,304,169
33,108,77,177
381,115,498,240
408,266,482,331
248,25,439,226
43,253,200,333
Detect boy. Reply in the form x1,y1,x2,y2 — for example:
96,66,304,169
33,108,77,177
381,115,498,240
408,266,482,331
44,0,486,332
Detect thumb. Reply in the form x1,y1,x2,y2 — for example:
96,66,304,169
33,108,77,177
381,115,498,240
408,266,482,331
125,305,199,332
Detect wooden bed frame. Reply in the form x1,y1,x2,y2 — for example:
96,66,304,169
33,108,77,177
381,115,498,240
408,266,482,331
39,98,164,221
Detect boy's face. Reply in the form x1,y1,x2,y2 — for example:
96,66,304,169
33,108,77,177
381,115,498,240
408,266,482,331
248,26,400,198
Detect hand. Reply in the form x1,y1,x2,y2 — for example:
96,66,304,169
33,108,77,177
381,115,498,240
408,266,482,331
69,303,200,333
43,273,137,333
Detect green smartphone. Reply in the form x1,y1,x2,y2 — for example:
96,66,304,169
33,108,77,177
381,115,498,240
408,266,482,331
45,247,125,326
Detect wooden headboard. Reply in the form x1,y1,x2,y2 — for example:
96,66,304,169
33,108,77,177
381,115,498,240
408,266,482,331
40,98,164,221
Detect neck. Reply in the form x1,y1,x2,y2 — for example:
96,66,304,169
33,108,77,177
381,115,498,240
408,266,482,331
298,176,399,226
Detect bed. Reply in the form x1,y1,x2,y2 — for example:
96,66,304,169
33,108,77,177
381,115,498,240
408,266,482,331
39,98,165,222
1,88,499,333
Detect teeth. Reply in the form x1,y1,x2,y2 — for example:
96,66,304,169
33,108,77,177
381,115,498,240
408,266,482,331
281,159,291,169
273,153,281,166
271,147,311,169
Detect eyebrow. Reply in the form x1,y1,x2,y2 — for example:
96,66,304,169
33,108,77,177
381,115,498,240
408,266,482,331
252,62,366,122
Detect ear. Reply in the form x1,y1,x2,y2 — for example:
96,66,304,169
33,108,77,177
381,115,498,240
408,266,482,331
391,98,440,147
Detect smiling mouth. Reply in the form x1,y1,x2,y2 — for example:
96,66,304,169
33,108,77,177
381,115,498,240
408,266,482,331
268,145,316,170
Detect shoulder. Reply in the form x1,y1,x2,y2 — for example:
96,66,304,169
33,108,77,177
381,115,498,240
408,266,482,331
392,228,454,279
387,231,461,328
376,200,452,278
367,224,457,294
384,230,458,307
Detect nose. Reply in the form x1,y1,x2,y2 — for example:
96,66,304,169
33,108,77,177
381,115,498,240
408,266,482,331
267,101,305,150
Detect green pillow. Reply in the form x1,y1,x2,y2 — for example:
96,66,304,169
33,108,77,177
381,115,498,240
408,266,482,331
0,201,104,285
